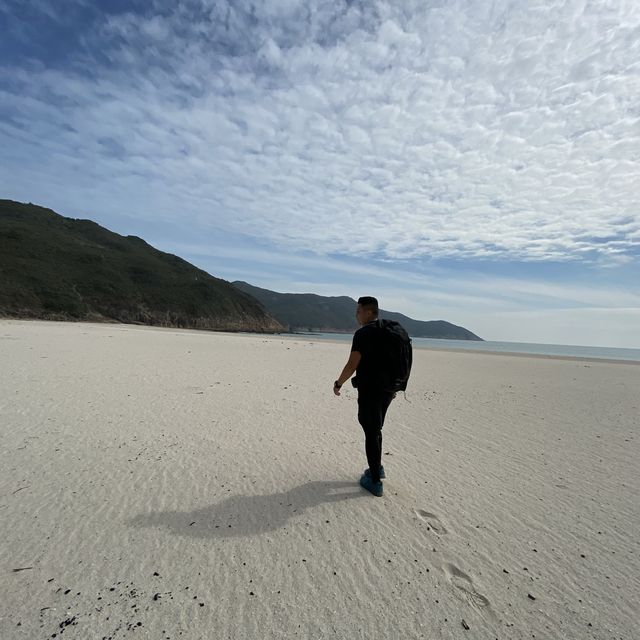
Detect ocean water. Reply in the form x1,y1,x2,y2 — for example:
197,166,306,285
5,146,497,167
286,332,640,362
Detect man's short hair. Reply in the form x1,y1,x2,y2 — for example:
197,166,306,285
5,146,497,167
357,296,379,315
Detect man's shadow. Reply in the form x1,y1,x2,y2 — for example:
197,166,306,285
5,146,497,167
129,480,363,539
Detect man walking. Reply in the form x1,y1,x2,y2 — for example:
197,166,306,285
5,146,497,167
333,296,395,497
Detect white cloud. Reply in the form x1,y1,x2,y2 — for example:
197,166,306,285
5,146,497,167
149,234,640,323
1,1,639,266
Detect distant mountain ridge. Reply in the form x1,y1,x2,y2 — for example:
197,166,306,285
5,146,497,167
1,199,482,340
232,281,482,340
0,200,283,332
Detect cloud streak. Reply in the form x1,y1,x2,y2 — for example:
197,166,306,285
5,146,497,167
1,0,639,265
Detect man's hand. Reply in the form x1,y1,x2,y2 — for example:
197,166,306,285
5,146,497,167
334,351,361,398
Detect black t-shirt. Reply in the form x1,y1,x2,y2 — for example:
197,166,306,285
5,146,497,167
351,321,384,390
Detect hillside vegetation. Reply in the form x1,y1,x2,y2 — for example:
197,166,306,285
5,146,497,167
233,281,482,340
0,200,283,332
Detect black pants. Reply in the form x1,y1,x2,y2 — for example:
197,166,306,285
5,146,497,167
357,388,395,483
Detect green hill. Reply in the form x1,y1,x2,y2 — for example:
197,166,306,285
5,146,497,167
0,200,283,332
232,281,482,340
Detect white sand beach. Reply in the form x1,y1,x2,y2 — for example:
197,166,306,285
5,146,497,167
1,319,638,640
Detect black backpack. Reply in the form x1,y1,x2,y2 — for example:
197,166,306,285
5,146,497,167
377,319,412,392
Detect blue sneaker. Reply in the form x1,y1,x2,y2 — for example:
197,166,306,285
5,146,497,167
364,465,386,480
360,474,383,497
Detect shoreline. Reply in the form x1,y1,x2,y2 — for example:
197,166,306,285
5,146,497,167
2,317,638,365
284,332,640,365
409,345,640,366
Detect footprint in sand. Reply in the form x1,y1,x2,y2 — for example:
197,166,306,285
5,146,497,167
414,509,448,534
443,562,491,609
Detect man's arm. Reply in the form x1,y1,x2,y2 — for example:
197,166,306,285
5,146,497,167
333,351,361,396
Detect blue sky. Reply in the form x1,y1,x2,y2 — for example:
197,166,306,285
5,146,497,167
1,0,639,347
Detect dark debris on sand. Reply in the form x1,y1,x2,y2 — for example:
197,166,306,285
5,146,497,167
38,572,207,639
